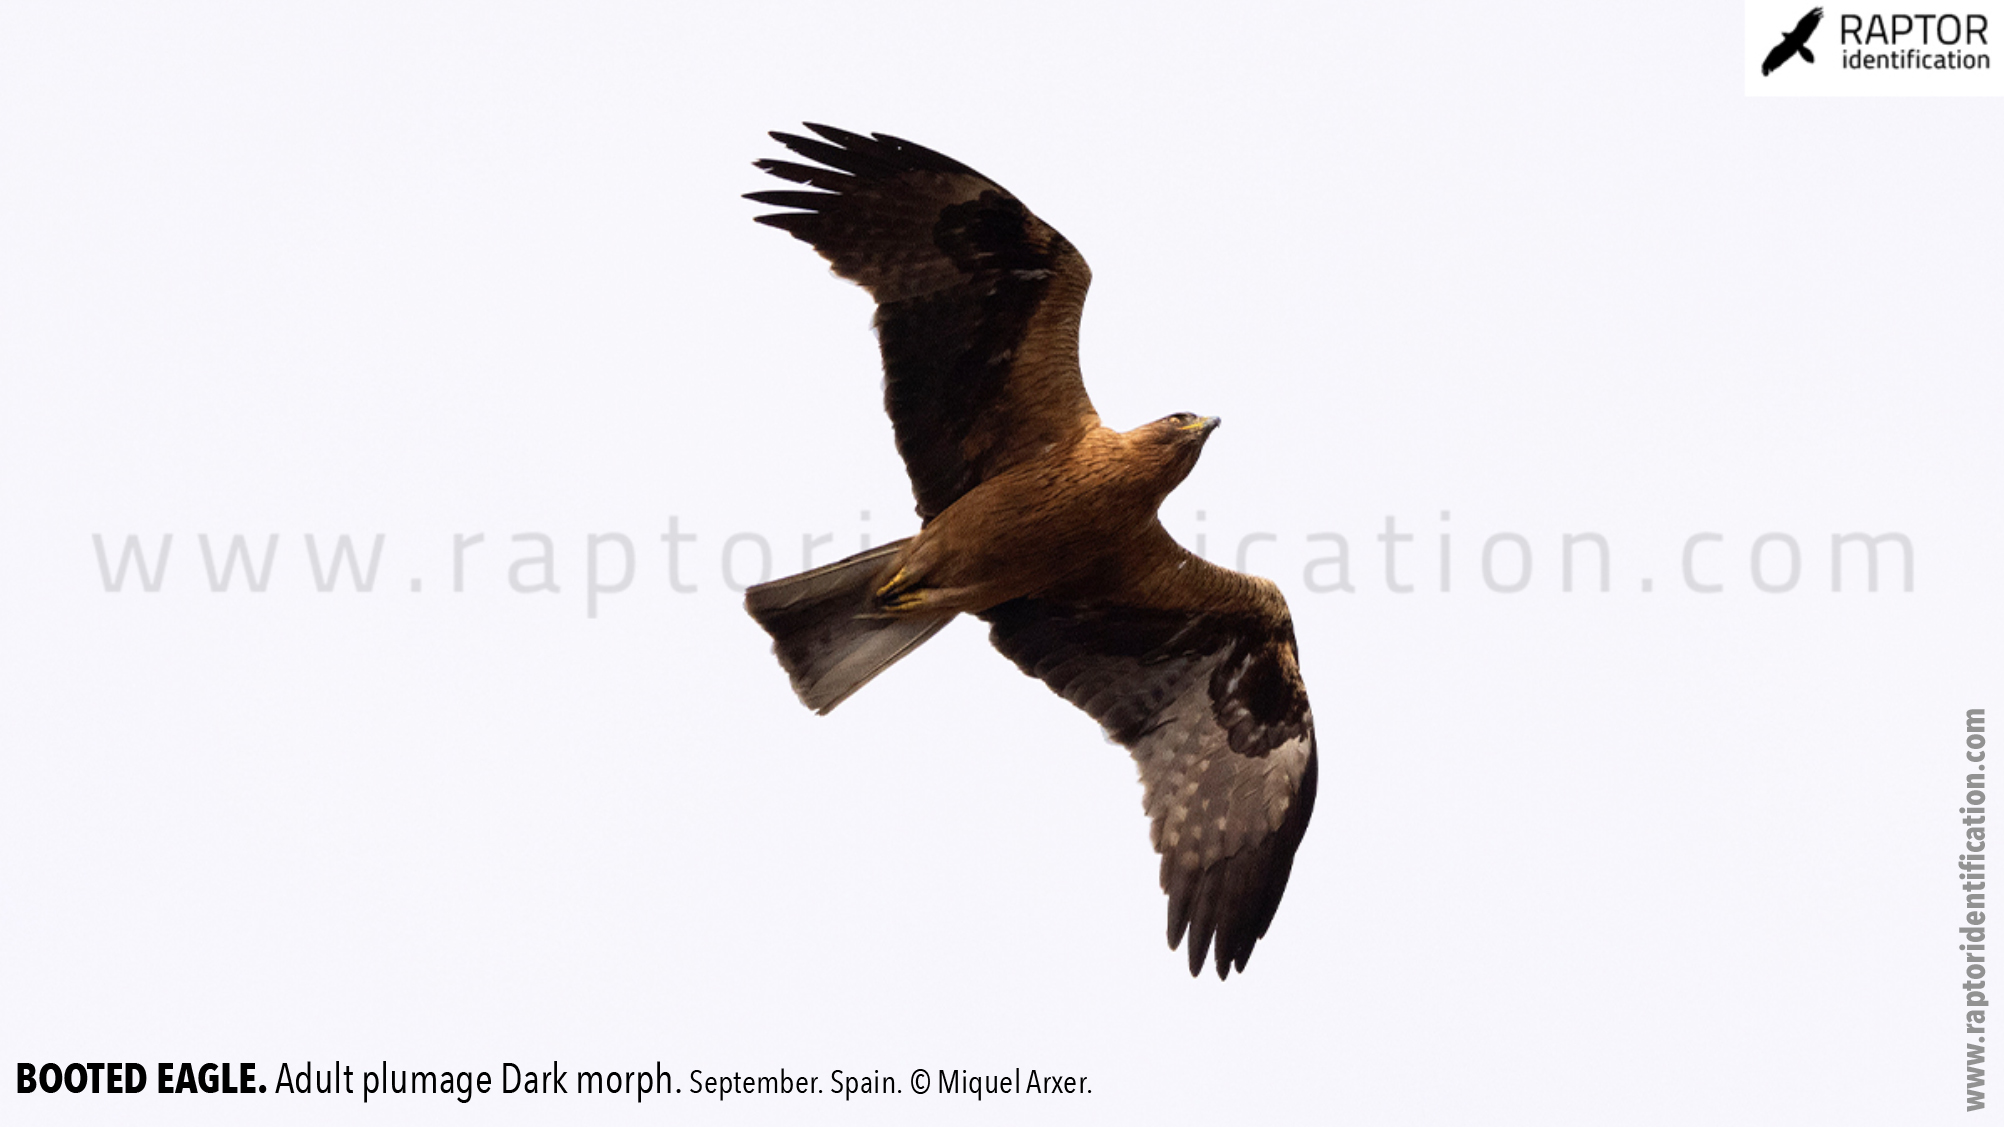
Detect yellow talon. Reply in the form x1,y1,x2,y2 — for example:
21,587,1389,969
875,567,910,600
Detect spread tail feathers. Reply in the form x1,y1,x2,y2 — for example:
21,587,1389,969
744,539,953,714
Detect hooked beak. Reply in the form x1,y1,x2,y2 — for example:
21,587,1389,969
1180,416,1221,435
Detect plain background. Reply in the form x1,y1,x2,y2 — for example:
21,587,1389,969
3,2,2000,1123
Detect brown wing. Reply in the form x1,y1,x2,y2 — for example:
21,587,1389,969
980,530,1319,979
748,124,1100,521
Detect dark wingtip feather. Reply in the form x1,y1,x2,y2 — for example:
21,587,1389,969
755,123,1002,196
755,158,852,190
744,189,834,211
766,129,894,178
1161,740,1321,982
871,131,986,179
750,212,817,234
803,121,872,148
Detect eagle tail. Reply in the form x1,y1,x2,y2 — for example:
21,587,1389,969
744,539,953,715
1799,45,1815,64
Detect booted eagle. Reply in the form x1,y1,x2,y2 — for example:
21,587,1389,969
743,124,1318,979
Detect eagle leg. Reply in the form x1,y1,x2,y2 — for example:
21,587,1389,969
874,566,941,614
875,566,916,601
881,589,932,614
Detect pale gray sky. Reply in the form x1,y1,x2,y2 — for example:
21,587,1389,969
3,3,1999,1124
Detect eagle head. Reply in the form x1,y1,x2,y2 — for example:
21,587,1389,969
1151,412,1222,441
1129,412,1221,494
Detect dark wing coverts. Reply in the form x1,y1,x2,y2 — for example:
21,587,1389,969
748,124,1100,521
983,548,1319,979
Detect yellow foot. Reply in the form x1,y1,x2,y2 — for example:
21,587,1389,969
880,590,929,614
874,567,910,600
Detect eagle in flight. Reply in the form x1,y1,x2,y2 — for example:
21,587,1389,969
1762,7,1823,75
742,124,1318,979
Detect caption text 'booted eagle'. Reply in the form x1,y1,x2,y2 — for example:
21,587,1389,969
742,124,1319,979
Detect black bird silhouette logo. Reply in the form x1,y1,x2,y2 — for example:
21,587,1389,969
1763,7,1824,75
